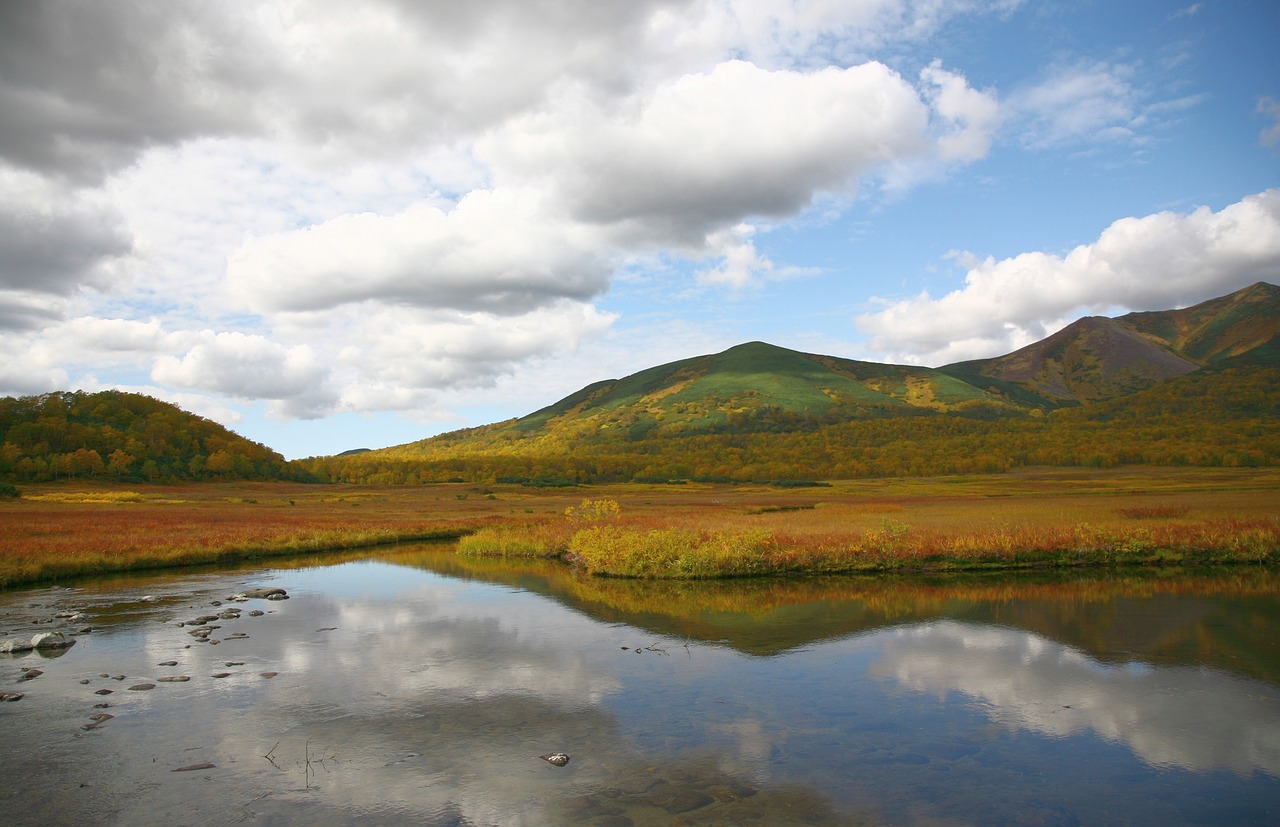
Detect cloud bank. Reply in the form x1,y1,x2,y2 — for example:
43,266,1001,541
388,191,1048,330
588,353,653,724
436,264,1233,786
858,188,1280,365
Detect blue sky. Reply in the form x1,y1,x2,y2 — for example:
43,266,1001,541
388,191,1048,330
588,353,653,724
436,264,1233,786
1,1,1277,459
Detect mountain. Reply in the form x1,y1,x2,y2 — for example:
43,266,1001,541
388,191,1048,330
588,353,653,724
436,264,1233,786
506,282,1280,438
0,390,307,483
940,282,1280,406
305,282,1278,484
511,340,1018,441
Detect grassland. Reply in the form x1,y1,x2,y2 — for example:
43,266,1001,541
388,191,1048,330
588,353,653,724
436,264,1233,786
2,466,1278,587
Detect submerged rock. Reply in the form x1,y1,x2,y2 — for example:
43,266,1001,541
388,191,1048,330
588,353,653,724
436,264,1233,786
242,588,287,600
31,631,75,650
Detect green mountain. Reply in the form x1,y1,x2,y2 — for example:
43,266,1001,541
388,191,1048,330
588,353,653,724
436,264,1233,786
511,340,1018,441
0,390,306,483
505,282,1279,439
312,281,1278,484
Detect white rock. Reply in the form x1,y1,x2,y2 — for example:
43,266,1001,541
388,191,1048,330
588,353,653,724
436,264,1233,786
30,631,75,650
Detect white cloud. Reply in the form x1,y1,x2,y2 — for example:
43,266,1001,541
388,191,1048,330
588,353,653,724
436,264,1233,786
1009,60,1143,148
698,224,818,288
496,60,932,244
857,188,1280,365
920,60,1002,161
151,331,336,418
226,188,613,315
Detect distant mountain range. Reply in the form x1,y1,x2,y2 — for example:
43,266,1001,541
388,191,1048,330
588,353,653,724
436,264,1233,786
490,281,1280,442
3,283,1276,484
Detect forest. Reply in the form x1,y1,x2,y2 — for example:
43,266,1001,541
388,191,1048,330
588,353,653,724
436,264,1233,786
0,390,304,483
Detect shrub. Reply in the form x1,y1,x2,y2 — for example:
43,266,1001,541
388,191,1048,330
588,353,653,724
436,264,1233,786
0,482,19,498
565,498,621,522
569,525,773,578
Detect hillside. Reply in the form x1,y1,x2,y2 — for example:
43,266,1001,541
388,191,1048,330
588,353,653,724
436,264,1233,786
940,282,1280,405
0,390,305,483
300,282,1280,484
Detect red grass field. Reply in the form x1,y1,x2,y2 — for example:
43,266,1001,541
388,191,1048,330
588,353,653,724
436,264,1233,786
2,466,1278,586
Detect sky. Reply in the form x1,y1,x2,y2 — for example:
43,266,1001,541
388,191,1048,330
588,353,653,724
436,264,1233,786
2,1,1278,459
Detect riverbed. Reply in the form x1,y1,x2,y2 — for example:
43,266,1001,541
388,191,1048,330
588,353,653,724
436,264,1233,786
3,546,1279,826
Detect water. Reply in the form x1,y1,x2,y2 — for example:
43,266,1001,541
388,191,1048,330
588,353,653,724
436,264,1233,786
2,548,1278,826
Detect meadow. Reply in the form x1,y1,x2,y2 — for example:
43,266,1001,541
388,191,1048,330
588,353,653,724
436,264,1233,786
2,466,1278,587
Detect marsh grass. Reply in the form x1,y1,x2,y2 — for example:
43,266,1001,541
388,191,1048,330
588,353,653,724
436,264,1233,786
2,468,1278,586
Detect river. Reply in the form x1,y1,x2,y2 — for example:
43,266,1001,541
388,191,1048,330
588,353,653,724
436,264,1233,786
2,546,1278,826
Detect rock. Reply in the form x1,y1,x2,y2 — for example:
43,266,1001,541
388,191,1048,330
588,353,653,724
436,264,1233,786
0,638,33,653
248,610,265,617
157,676,190,682
128,683,155,691
158,660,178,666
259,671,278,678
211,672,232,679
79,678,90,684
31,631,75,650
224,661,244,666
242,588,287,600
171,763,216,772
111,675,125,681
654,790,714,814
20,668,43,680
540,753,571,767
94,688,113,695
82,713,115,731
0,693,23,702
139,595,159,603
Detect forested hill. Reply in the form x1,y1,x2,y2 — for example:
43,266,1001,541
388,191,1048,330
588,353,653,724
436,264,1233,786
0,390,305,483
300,282,1279,484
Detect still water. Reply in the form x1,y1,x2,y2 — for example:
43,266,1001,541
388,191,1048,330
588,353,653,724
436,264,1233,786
2,546,1278,826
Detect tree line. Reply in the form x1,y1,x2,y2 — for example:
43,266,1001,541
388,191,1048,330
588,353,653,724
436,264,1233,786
0,391,306,483
298,365,1280,484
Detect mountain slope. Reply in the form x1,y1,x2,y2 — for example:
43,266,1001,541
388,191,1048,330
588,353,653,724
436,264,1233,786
939,282,1280,406
512,340,1017,440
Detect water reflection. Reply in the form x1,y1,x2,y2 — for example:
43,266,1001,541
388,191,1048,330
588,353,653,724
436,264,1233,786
3,552,1279,826
872,620,1280,776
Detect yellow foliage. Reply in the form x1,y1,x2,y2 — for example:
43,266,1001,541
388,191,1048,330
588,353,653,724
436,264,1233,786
565,498,622,522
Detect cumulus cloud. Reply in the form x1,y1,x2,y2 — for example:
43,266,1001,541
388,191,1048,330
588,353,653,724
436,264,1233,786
857,188,1280,364
151,331,337,418
226,189,612,315
492,60,933,247
0,168,133,298
326,300,617,413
